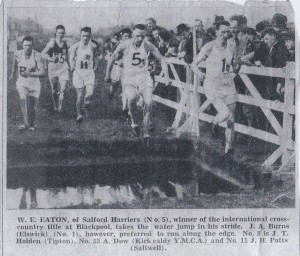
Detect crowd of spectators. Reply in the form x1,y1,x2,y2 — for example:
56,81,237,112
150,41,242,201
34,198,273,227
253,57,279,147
103,13,295,139
104,13,294,66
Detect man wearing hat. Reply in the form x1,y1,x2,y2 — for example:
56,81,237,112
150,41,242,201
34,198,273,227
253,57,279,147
176,23,193,64
281,29,295,61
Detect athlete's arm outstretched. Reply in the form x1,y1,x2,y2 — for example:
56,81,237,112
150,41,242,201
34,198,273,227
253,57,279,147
69,43,78,72
41,39,56,62
149,44,171,85
92,43,99,71
9,51,18,81
26,52,45,78
191,42,212,81
104,43,125,82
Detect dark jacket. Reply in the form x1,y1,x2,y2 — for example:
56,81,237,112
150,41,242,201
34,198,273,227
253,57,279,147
254,40,289,68
254,40,289,100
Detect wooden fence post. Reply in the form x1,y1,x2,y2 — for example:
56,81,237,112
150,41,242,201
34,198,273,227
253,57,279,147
192,26,200,137
281,62,295,165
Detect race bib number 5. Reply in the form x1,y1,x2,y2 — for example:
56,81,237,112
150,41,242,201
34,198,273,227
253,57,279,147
53,53,65,63
132,52,144,67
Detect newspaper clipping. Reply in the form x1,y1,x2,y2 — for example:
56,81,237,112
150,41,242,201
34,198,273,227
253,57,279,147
1,0,299,255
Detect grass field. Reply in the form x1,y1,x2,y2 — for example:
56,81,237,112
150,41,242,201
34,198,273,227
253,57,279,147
6,52,295,209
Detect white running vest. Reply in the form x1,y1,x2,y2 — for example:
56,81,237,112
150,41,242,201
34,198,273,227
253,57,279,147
205,41,234,84
75,42,94,71
16,50,40,86
122,40,149,77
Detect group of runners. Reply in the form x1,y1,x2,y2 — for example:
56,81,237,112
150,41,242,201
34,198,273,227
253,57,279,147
9,20,248,153
10,25,99,128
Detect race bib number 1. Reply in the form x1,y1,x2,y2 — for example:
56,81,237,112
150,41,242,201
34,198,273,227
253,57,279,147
222,58,230,73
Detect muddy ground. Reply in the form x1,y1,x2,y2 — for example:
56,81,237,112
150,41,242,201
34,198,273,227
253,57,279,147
6,55,295,209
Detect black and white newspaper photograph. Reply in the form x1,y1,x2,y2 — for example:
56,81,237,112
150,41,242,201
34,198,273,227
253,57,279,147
0,0,299,255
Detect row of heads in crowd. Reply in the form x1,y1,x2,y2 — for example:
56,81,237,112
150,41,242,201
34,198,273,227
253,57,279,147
20,13,295,59
103,13,295,53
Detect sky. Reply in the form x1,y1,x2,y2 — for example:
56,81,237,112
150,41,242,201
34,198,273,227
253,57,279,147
6,0,298,36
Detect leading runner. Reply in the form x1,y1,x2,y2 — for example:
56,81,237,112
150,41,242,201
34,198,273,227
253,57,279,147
105,24,171,145
191,21,239,154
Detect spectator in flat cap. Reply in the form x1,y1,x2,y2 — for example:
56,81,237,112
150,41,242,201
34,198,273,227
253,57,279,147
213,15,225,25
176,23,194,63
176,23,190,36
253,27,289,99
255,20,270,39
281,29,295,61
271,13,287,33
205,15,225,41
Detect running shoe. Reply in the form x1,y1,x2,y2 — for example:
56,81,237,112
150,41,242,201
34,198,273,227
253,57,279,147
143,136,151,148
131,125,140,137
76,115,83,123
18,124,27,132
123,109,131,125
28,126,36,131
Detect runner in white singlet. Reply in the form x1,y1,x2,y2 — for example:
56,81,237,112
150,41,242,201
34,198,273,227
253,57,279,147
41,25,70,112
109,28,132,118
105,24,171,146
69,27,98,123
191,21,239,154
9,36,45,131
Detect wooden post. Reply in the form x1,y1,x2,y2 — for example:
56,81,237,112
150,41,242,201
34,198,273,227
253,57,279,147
192,26,200,137
281,62,295,165
193,26,197,57
186,65,193,114
192,73,200,137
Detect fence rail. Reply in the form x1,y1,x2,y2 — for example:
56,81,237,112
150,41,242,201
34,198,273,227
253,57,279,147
153,58,295,169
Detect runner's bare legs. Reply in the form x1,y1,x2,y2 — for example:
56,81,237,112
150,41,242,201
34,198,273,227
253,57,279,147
58,79,67,112
125,85,138,125
225,103,235,153
76,88,85,119
27,96,38,128
19,98,29,127
50,77,59,111
212,99,235,153
141,86,152,137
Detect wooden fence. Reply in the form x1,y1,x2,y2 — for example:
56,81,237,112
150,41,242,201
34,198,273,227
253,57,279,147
153,58,295,169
